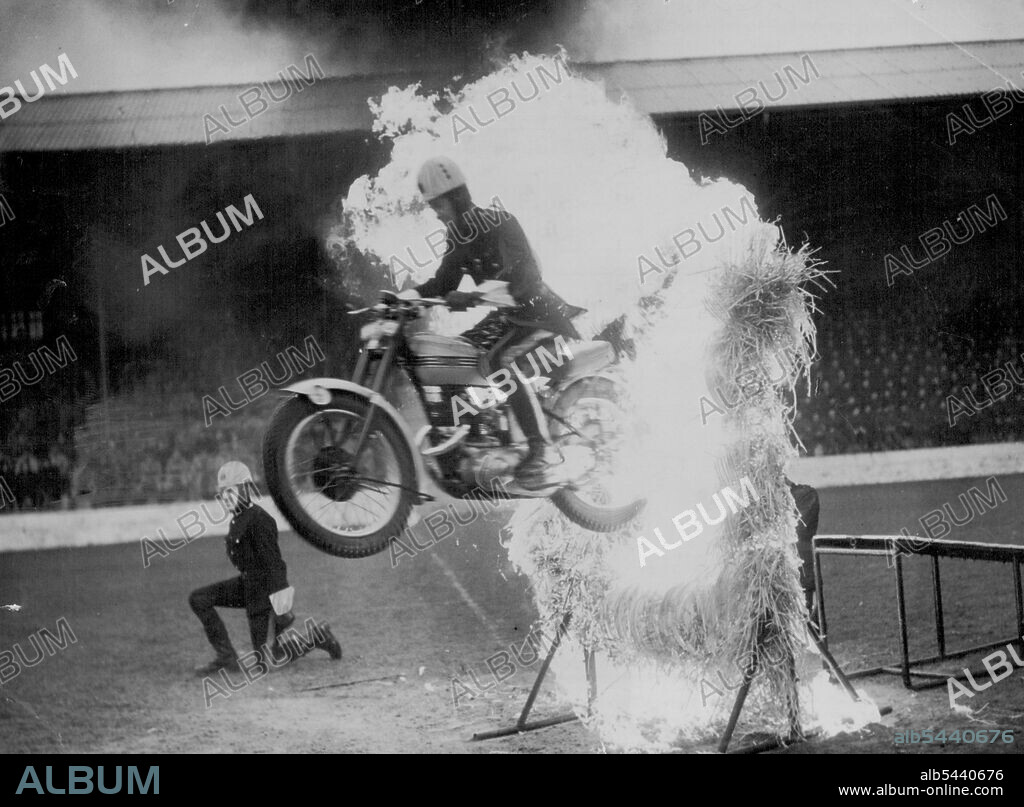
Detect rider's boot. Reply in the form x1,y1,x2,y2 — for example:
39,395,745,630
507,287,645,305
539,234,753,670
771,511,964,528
507,377,564,490
517,439,565,490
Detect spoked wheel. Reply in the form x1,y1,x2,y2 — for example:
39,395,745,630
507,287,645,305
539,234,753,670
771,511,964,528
263,391,416,558
549,376,646,532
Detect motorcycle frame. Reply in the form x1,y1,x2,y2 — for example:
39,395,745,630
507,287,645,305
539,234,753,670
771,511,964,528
283,302,619,501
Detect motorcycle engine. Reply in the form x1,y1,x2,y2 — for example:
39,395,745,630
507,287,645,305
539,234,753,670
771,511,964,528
423,385,521,485
458,444,524,488
457,402,521,487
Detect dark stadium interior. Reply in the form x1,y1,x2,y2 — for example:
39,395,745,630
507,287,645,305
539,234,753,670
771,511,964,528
663,96,1023,455
0,89,1021,510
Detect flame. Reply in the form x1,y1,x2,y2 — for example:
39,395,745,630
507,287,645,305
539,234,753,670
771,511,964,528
801,671,881,737
332,51,867,751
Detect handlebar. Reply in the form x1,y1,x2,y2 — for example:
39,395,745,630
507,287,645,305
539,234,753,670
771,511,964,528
346,294,451,316
347,280,515,315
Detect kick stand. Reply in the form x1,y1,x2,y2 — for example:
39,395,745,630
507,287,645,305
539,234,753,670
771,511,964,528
472,609,597,741
717,618,892,754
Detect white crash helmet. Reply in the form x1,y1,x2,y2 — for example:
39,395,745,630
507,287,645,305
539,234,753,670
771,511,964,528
417,156,467,201
217,461,253,491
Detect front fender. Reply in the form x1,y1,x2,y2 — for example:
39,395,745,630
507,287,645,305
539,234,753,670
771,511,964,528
281,377,428,492
283,377,371,405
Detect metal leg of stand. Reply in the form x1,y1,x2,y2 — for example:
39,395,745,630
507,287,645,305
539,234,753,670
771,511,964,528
472,611,579,741
730,730,820,754
719,618,773,754
786,652,803,740
516,611,570,728
717,664,756,754
719,619,893,754
585,647,597,715
814,548,827,648
806,619,861,702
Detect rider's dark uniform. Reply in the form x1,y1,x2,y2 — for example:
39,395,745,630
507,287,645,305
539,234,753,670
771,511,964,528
414,204,581,355
415,203,582,482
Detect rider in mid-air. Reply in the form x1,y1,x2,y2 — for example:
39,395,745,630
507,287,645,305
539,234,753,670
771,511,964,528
402,156,582,490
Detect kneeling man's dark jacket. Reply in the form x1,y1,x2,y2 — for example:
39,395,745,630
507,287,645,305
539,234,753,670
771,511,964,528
226,503,288,614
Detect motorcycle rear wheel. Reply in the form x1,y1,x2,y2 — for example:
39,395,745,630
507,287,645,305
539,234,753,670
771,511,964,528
263,391,416,558
550,376,646,532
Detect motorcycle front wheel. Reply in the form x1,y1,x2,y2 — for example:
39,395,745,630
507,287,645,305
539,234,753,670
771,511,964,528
263,391,416,558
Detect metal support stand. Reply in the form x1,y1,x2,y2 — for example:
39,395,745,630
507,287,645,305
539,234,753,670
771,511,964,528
718,618,805,754
718,617,890,754
474,582,889,751
717,662,760,753
472,609,597,741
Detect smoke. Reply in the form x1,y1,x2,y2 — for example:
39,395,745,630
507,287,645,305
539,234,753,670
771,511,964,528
0,0,412,93
0,0,565,94
2,1,1021,97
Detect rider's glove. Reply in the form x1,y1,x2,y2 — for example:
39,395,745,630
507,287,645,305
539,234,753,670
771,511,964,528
396,289,421,301
444,291,476,311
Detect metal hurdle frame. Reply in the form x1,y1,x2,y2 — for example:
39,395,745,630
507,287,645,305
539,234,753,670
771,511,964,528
813,534,1024,690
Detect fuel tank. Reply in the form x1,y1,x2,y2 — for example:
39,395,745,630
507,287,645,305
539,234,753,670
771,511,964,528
407,333,490,386
409,331,614,387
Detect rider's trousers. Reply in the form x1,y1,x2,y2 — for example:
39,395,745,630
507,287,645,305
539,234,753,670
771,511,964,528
460,312,555,444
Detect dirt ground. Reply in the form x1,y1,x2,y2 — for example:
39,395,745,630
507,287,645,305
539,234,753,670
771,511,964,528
1,475,1023,754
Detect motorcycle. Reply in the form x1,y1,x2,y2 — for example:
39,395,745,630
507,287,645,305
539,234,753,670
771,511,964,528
262,282,645,558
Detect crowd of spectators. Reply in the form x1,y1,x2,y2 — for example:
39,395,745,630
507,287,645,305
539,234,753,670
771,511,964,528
0,324,293,511
0,439,73,509
793,309,1023,455
1,378,271,512
0,337,87,512
68,392,270,508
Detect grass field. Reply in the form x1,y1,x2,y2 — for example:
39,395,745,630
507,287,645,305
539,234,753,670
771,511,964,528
1,474,1022,754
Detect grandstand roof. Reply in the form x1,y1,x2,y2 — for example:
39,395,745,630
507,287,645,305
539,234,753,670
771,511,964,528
1,40,1021,151
584,39,1024,114
0,71,443,152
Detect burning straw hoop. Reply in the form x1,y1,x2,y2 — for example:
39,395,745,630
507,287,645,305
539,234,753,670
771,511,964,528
505,228,832,751
704,230,824,738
